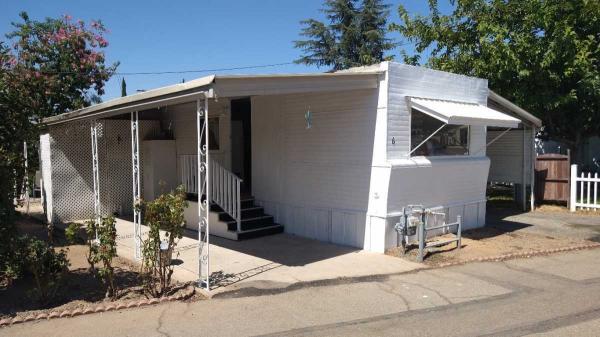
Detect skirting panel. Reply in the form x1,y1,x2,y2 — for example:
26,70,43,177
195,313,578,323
257,199,367,249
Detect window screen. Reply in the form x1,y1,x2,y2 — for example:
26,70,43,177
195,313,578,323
410,109,469,156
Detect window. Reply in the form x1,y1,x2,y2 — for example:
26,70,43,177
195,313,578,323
201,117,220,151
410,109,469,156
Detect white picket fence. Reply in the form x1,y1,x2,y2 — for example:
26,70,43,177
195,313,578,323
570,164,600,211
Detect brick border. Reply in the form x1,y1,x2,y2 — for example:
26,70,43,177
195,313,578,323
434,242,600,268
0,284,196,328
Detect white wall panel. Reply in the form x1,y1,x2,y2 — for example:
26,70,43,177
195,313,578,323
386,63,489,159
487,129,533,183
252,89,378,248
162,100,231,185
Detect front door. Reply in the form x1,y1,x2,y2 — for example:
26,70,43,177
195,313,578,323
230,98,252,194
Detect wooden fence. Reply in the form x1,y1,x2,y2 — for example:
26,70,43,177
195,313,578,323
535,153,571,204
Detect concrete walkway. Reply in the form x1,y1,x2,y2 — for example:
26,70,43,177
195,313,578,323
114,218,424,294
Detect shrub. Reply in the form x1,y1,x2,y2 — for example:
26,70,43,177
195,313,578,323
25,237,69,302
85,215,118,299
65,222,83,244
0,234,29,287
139,186,187,297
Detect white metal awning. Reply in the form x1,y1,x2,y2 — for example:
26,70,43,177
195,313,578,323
409,97,521,128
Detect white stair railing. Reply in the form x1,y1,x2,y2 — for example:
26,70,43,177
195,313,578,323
180,155,242,231
180,154,198,194
570,164,599,211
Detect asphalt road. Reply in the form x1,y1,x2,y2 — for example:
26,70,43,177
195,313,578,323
3,248,600,337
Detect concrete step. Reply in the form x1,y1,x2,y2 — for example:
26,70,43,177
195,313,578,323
218,207,265,222
226,215,275,232
236,224,284,240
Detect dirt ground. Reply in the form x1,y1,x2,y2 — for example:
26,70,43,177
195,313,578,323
387,206,599,266
534,204,600,216
0,215,191,320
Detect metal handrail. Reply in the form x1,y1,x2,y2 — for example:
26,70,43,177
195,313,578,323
180,155,243,232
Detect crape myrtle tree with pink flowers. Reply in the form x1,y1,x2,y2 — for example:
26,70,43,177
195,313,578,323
0,12,118,286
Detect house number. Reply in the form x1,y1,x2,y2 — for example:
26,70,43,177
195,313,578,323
392,137,395,144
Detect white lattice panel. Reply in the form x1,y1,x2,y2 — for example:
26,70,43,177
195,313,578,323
48,122,95,222
47,119,159,223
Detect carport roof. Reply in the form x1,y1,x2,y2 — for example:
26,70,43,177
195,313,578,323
488,90,542,127
42,71,382,125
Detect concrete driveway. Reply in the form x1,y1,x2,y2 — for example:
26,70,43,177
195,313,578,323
487,206,600,242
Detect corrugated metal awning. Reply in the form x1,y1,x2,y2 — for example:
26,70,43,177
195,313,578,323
409,97,521,128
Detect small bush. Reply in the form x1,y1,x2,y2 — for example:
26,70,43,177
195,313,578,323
65,222,83,244
85,215,118,299
25,238,69,302
139,186,187,297
0,234,29,287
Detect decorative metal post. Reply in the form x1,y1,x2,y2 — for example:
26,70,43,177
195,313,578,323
90,120,101,232
23,141,30,214
197,97,210,290
131,111,142,260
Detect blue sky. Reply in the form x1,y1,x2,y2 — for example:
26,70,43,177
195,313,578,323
1,0,453,100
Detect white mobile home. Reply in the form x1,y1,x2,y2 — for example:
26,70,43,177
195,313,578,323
40,61,534,257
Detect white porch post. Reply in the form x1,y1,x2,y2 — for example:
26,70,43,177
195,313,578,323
131,111,142,260
23,141,30,214
90,120,101,230
522,126,528,211
197,97,210,290
530,127,536,210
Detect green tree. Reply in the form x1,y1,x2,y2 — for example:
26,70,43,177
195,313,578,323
0,12,117,258
391,0,600,157
295,0,395,70
7,12,118,118
121,77,127,97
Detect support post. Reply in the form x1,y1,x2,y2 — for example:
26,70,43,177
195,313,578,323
570,164,578,212
91,120,101,232
417,211,425,262
456,215,462,250
131,111,141,259
522,126,527,211
23,141,30,214
197,97,210,291
530,127,536,210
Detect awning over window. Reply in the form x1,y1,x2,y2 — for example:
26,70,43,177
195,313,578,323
409,97,521,128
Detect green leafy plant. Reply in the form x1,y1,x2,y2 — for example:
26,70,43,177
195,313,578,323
65,222,83,244
25,237,69,302
85,215,118,299
0,234,29,287
139,186,187,297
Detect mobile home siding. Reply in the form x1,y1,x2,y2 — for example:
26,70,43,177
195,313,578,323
162,100,232,175
386,63,489,159
252,88,379,248
487,129,533,183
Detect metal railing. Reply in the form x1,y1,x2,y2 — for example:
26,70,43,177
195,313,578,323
395,205,462,262
180,155,243,232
